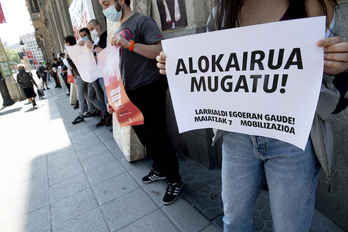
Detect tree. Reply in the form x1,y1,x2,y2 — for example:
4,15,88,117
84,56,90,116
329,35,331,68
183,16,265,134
5,47,21,66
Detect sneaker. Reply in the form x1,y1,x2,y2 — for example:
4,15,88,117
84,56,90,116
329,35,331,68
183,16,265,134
72,116,84,125
73,104,79,110
163,182,182,205
96,118,106,127
83,112,93,118
47,87,50,90
142,170,166,183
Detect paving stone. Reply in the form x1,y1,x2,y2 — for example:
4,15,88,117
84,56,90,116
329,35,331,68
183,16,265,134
70,131,98,144
118,209,179,232
15,160,48,183
103,138,119,151
68,126,93,138
184,178,223,220
3,206,50,232
53,208,109,232
101,188,158,231
93,172,140,205
48,161,84,186
201,224,222,232
47,152,79,172
86,160,126,185
128,162,152,185
47,146,76,162
49,173,90,203
6,187,49,221
73,137,102,151
50,188,98,226
11,173,48,199
76,142,109,160
81,150,116,171
162,198,210,232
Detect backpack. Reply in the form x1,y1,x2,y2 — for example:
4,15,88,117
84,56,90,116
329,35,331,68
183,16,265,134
332,70,348,114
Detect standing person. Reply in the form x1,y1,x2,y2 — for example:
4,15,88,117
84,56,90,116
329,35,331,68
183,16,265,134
36,62,49,90
100,0,182,205
64,35,88,125
17,64,38,107
86,19,109,109
52,58,61,88
79,27,110,127
157,0,348,230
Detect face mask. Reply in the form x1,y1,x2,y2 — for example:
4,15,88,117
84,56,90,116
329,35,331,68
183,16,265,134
103,3,122,22
90,29,99,41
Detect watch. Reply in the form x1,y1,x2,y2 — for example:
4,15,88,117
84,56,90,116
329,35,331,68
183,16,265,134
93,44,97,49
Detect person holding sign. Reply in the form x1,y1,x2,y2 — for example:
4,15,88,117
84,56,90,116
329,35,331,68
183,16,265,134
157,0,348,230
100,0,182,205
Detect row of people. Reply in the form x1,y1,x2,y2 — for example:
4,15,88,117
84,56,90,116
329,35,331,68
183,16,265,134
60,0,348,231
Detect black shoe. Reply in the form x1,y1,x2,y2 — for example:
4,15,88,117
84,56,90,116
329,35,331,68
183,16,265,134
72,116,84,125
142,170,166,183
43,88,46,90
83,112,93,118
47,87,50,89
32,100,37,107
96,118,106,127
73,104,79,110
163,182,182,205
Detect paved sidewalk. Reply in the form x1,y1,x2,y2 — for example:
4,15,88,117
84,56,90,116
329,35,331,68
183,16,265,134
0,75,345,232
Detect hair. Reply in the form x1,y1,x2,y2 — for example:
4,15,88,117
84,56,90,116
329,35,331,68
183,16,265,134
88,19,100,26
125,0,131,6
64,35,76,45
18,65,25,71
79,27,90,35
213,0,338,30
59,53,65,57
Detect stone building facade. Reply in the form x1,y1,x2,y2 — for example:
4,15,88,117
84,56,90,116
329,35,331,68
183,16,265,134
24,0,348,230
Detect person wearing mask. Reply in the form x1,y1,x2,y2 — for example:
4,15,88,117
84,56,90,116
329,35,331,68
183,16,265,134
86,19,109,110
100,0,182,205
17,64,38,107
79,27,111,127
157,0,348,230
64,35,89,125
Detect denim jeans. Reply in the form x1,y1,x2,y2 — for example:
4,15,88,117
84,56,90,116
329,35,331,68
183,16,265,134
222,132,320,232
87,80,107,117
98,77,108,107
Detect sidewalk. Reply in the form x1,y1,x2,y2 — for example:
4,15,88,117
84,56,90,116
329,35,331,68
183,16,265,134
0,77,344,232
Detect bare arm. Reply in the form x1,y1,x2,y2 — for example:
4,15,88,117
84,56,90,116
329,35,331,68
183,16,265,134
111,35,162,60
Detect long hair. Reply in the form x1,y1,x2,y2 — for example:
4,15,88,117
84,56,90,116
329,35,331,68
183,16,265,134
213,0,338,30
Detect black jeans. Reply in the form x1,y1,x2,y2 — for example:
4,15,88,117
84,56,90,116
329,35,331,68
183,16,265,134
127,77,181,183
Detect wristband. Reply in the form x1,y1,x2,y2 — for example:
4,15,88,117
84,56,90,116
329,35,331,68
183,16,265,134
129,40,135,52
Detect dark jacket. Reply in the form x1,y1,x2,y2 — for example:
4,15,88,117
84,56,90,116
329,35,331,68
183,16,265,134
17,71,37,89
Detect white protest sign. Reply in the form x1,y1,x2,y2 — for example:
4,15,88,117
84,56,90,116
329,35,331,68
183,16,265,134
162,17,325,150
66,45,99,83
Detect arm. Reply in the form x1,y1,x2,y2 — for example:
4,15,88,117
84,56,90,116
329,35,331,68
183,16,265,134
111,35,162,60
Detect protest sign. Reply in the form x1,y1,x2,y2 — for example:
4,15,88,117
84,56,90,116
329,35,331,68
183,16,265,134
65,45,99,83
162,17,326,150
98,45,144,127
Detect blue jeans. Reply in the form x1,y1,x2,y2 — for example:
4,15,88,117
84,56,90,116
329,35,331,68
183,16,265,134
222,132,320,232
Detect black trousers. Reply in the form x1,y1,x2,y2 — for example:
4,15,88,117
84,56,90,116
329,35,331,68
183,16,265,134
127,77,181,183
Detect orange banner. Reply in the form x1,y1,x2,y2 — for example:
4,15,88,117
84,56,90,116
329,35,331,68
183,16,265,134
98,45,144,127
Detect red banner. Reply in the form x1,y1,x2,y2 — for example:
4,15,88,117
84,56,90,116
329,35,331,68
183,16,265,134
25,51,33,58
98,46,144,127
0,2,6,24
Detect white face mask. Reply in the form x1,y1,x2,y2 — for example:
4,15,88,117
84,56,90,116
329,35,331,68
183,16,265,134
91,29,99,41
103,4,122,22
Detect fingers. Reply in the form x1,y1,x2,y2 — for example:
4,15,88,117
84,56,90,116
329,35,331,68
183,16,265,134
156,51,167,74
318,37,348,75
